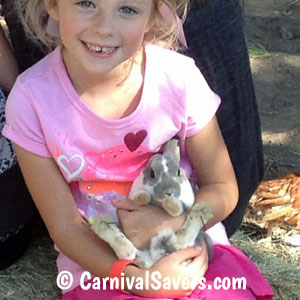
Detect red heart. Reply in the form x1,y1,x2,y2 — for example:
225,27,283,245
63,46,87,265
124,130,147,152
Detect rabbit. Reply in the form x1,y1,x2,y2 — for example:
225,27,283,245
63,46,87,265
90,139,214,269
128,139,195,217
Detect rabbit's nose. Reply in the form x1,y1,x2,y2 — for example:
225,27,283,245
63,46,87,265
165,192,172,197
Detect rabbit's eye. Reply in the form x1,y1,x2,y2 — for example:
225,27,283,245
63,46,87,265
178,169,181,176
150,169,155,179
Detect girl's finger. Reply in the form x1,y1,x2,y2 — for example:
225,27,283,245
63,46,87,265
184,243,209,274
116,209,131,221
169,246,203,263
192,251,208,265
189,241,208,263
112,199,139,210
188,251,208,270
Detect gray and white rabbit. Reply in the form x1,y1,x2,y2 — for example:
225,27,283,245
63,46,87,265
90,139,214,269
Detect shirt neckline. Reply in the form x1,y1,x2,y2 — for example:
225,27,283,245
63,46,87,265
54,45,151,129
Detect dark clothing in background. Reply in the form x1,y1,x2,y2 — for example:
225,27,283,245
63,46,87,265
183,0,264,237
0,163,36,269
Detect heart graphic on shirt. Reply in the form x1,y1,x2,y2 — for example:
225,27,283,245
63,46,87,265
124,130,147,152
57,154,85,180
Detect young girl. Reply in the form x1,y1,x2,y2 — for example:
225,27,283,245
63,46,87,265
2,0,273,299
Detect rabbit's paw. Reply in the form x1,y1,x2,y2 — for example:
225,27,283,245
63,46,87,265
190,202,213,226
114,235,137,260
135,257,147,269
91,214,137,260
132,192,151,206
135,250,153,269
162,197,180,216
91,214,114,234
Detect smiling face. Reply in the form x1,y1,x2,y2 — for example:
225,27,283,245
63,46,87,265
45,0,154,83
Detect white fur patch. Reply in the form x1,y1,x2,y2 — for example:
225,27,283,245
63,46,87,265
161,158,168,173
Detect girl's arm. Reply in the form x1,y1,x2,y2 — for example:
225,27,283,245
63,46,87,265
186,116,239,229
14,145,118,277
0,25,18,93
15,144,205,297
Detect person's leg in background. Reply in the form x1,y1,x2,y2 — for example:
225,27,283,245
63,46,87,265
183,0,264,237
0,2,38,269
0,165,37,270
0,87,37,270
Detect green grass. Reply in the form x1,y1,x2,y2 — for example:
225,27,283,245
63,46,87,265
248,41,270,59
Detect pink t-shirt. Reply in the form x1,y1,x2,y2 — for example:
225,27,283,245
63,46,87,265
3,44,222,292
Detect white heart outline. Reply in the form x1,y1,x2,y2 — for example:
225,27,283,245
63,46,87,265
57,154,85,180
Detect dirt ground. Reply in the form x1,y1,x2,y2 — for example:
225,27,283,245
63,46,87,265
244,0,300,179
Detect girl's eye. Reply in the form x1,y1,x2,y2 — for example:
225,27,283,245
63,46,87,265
119,7,137,15
77,1,95,8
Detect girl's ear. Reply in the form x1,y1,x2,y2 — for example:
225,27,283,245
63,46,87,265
44,0,59,21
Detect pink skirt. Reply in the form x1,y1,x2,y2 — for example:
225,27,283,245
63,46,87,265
62,244,274,300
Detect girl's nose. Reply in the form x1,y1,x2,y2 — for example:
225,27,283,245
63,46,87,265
92,11,114,36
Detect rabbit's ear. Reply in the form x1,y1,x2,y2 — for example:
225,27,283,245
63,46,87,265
163,139,180,163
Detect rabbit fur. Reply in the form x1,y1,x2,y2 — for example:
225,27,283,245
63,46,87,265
91,139,214,269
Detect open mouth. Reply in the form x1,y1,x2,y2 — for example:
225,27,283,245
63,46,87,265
85,43,116,54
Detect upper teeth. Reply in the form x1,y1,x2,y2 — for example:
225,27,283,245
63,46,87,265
87,44,114,53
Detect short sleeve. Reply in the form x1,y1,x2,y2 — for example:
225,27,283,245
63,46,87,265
2,78,52,157
184,60,221,137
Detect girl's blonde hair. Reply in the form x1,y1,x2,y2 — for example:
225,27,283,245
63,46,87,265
145,0,190,50
19,0,189,51
19,0,56,51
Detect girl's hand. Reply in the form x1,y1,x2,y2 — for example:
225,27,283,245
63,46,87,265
112,199,185,249
125,243,209,298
